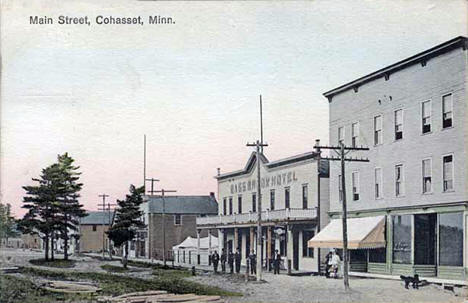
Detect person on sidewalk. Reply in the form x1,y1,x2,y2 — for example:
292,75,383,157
228,250,234,274
212,251,220,273
220,249,227,273
248,251,256,275
234,249,241,273
324,251,333,278
330,249,341,279
273,249,281,274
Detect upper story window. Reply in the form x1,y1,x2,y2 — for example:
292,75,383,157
443,155,453,192
338,126,345,145
252,193,257,212
238,196,242,214
352,172,359,201
442,93,453,128
338,175,343,202
351,122,359,147
422,100,431,134
92,225,97,232
395,164,404,197
302,184,308,209
394,109,403,140
375,168,382,199
223,198,227,215
422,159,432,193
374,115,382,145
174,214,182,225
285,187,290,209
229,197,233,215
270,189,275,210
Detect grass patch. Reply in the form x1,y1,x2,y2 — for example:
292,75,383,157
21,266,241,297
0,274,94,303
100,264,129,273
29,258,76,268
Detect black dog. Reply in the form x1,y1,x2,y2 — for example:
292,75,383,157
400,274,420,289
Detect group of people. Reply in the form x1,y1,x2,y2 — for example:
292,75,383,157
210,249,283,275
210,249,242,274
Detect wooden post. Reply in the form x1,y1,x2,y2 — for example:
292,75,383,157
340,143,350,290
267,227,272,271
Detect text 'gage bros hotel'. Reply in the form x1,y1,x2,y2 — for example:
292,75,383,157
315,36,468,281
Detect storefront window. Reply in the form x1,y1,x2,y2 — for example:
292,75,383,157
369,248,386,263
414,214,436,265
392,215,411,264
439,212,463,266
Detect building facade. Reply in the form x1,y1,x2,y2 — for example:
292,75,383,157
323,36,468,281
140,194,218,260
197,151,329,273
79,211,114,253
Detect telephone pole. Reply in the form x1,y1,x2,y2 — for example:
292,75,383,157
247,140,268,281
145,177,160,261
314,141,369,291
154,188,176,266
98,194,110,259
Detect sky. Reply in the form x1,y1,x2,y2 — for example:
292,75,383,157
1,0,467,217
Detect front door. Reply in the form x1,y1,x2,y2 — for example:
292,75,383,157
293,231,299,270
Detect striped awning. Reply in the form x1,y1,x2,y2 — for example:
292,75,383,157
308,216,386,249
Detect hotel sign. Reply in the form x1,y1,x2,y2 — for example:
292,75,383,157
230,171,298,194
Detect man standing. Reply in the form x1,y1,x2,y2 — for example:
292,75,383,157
234,249,241,273
273,249,281,274
228,250,234,274
248,250,257,275
212,251,220,273
324,251,333,278
220,249,227,273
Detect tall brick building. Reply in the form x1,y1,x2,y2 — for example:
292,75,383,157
139,194,218,260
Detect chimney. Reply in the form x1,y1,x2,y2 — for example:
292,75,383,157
217,168,220,176
314,139,321,153
209,192,215,199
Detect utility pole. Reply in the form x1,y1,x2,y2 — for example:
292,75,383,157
145,178,160,196
154,188,176,266
143,135,147,191
145,177,160,261
314,141,369,291
98,194,109,259
247,140,268,281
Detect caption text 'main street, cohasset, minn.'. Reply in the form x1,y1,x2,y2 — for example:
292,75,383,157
29,15,175,26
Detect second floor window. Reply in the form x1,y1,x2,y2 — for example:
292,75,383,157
302,184,308,209
285,187,290,209
351,122,359,147
394,109,403,140
92,225,97,232
443,155,453,191
223,198,227,215
422,159,432,193
422,100,431,133
374,115,382,145
229,197,233,215
442,93,453,128
338,127,345,145
375,168,382,199
238,196,242,214
174,214,182,225
252,193,257,212
352,172,359,201
395,164,404,197
270,189,275,210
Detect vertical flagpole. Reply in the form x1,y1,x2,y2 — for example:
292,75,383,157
143,135,147,191
260,95,264,153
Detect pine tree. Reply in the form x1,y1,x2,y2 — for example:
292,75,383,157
107,185,145,268
55,153,86,260
19,164,62,260
0,203,18,245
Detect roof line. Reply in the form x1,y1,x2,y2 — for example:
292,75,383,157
323,36,468,99
216,151,318,180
